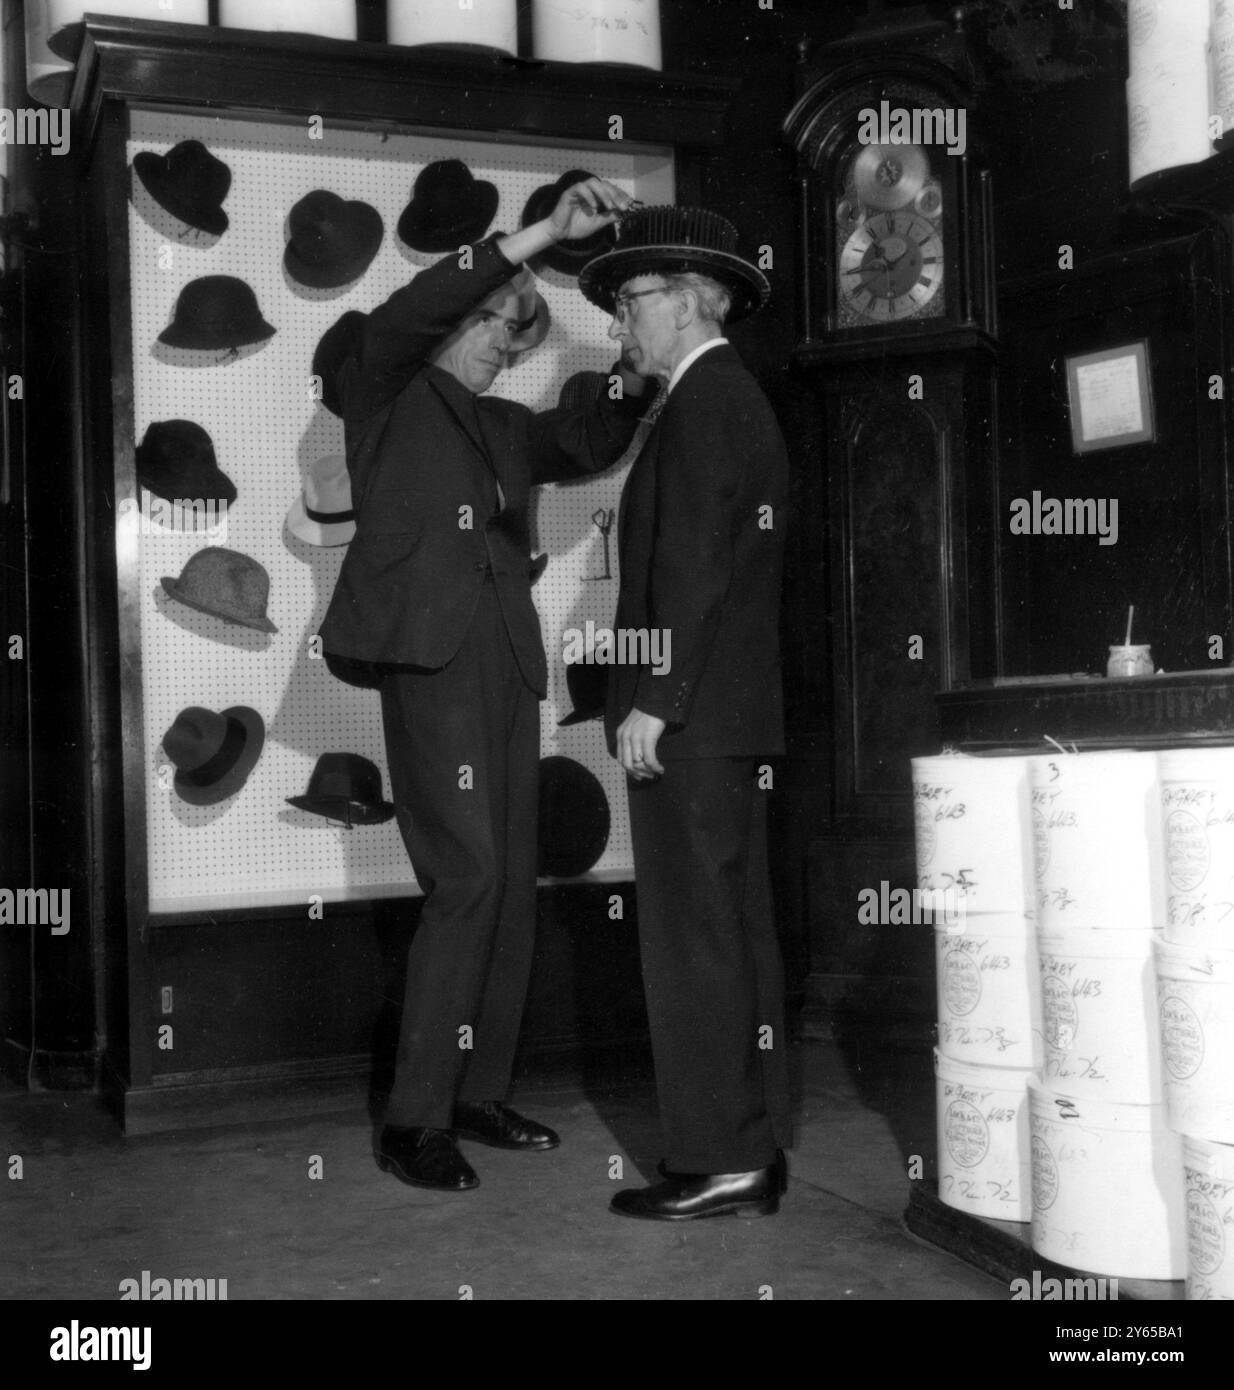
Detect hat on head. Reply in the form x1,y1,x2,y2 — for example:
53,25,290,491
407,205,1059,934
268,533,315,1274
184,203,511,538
312,309,368,417
161,547,278,632
579,205,770,322
482,264,550,356
521,169,618,277
398,159,499,253
136,420,237,515
557,661,607,726
287,753,396,826
285,190,384,288
132,140,232,235
161,705,265,806
287,454,356,547
537,755,610,877
158,276,277,351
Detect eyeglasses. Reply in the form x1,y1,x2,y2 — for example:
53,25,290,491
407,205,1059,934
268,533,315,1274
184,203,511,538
612,286,671,324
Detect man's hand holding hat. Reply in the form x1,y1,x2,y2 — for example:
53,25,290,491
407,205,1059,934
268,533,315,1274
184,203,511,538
497,177,635,273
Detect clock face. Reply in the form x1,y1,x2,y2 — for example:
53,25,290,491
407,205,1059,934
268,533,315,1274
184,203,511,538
835,143,946,328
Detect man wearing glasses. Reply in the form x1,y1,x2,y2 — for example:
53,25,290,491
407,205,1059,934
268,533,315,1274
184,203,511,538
579,207,794,1221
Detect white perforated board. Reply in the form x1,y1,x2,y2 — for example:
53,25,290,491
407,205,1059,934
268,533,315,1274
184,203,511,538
126,109,674,912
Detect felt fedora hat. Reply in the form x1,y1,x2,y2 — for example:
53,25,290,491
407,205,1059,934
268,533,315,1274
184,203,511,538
133,139,232,235
158,276,277,351
286,454,356,547
161,546,278,632
287,753,396,826
136,420,237,513
579,205,770,322
284,190,384,288
537,755,610,878
521,169,617,276
162,704,265,806
500,265,551,355
312,309,368,417
398,159,499,253
557,661,607,726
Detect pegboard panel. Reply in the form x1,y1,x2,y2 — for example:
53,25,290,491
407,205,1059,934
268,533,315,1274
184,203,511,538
126,108,674,912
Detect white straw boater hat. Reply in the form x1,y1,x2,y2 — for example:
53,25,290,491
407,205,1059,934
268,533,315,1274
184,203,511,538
287,454,356,547
578,205,770,322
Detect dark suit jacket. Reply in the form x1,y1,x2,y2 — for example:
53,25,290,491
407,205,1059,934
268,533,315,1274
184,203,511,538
319,237,647,696
605,342,789,760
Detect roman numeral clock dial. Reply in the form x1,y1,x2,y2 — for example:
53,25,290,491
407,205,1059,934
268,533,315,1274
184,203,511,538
836,143,946,329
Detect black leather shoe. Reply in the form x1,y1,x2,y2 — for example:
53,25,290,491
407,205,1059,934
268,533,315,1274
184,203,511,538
453,1100,560,1151
658,1149,788,1195
377,1125,479,1190
611,1166,780,1221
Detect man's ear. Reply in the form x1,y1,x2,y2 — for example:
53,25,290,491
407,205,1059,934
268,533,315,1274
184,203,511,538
673,288,696,329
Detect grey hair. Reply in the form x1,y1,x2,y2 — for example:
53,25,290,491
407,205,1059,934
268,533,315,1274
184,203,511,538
661,272,731,325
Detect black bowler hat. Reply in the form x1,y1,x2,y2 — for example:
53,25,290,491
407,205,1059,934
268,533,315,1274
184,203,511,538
537,755,610,878
558,662,607,726
398,159,499,253
285,190,384,288
521,169,618,277
312,309,368,417
579,204,770,322
136,420,237,513
158,276,277,351
132,140,232,235
162,705,265,806
287,753,396,826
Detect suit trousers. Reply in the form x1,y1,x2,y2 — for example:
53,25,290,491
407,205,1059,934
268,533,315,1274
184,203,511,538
378,579,539,1128
627,757,793,1174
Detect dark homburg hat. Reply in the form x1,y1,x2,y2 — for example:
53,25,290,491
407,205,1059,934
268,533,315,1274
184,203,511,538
132,140,232,235
284,190,384,288
557,661,607,726
312,309,368,417
287,753,396,826
398,159,499,253
521,169,617,276
579,205,771,322
136,420,237,514
158,276,277,351
537,755,610,878
161,547,278,632
162,705,265,806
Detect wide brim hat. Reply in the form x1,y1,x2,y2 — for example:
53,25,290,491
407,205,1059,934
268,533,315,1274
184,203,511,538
521,169,618,276
284,190,384,289
286,454,356,547
286,752,396,826
132,139,231,236
537,755,610,877
161,546,278,633
158,275,277,351
162,704,265,807
398,159,499,253
579,205,770,323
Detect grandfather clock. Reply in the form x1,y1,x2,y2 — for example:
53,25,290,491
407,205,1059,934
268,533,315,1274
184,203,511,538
782,29,997,1018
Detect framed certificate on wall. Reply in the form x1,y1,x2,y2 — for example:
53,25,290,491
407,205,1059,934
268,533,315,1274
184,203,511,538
1065,340,1156,454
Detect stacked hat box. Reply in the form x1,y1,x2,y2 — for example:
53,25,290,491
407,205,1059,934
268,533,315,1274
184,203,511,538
916,745,1234,1293
126,106,674,911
